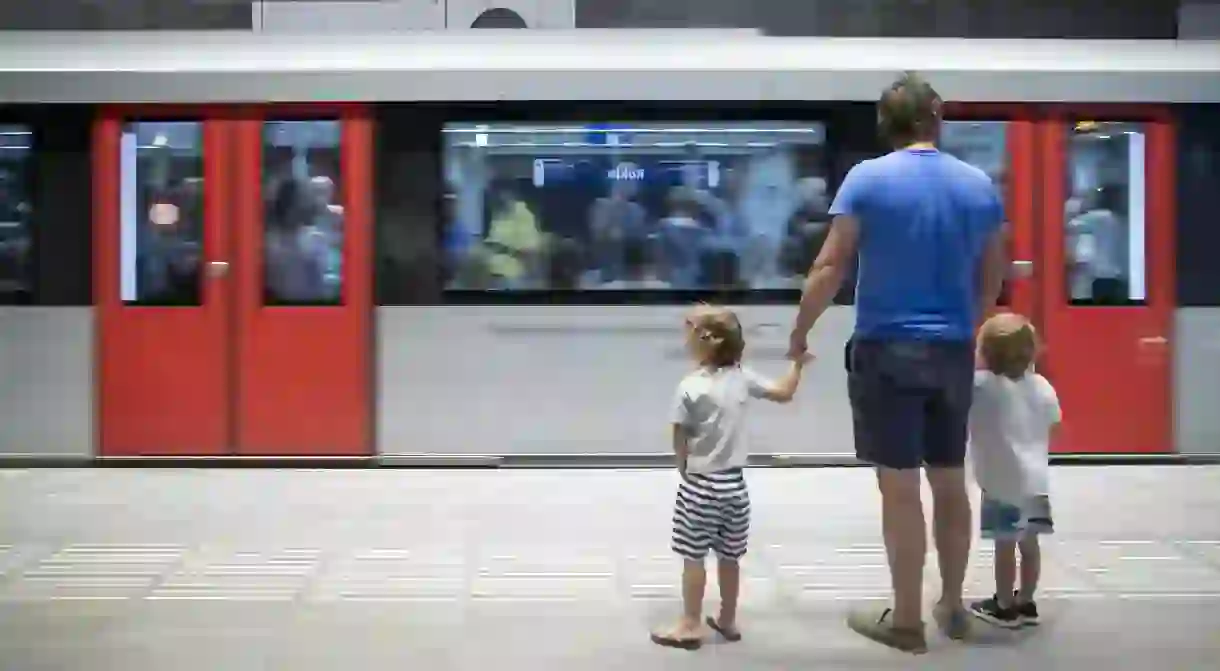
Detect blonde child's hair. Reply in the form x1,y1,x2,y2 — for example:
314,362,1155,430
687,304,746,368
978,312,1039,380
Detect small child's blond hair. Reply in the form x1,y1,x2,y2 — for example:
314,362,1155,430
978,312,1039,380
687,304,746,368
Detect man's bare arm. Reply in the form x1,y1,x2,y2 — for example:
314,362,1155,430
978,224,1008,322
792,215,860,339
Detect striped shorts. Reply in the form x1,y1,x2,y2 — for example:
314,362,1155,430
671,469,751,562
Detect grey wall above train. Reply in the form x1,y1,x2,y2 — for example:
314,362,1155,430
2,34,1220,104
0,0,1192,38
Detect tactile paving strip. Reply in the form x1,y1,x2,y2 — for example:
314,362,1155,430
471,550,617,602
771,544,893,602
0,541,1217,602
310,548,465,602
622,553,777,607
149,547,319,601
1065,540,1220,594
1177,540,1220,567
0,545,20,576
0,545,184,601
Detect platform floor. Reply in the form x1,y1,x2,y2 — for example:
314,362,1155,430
1,466,1218,670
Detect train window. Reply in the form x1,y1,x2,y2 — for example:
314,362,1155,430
262,120,344,306
940,121,1011,306
120,121,205,306
0,124,32,301
439,122,829,296
1064,122,1146,306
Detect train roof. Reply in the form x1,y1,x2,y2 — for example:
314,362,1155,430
1,31,1218,104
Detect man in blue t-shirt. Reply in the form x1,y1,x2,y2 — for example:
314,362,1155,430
787,72,1008,653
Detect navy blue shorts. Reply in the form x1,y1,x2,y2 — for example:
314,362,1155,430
846,338,975,470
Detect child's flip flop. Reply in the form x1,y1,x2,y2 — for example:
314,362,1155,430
705,616,743,642
650,632,703,650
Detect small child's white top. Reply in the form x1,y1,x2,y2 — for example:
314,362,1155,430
968,370,1062,506
672,366,770,474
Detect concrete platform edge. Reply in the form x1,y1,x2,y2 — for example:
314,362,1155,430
2,452,1220,468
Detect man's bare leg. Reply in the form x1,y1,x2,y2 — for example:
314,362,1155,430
925,466,973,638
877,466,927,629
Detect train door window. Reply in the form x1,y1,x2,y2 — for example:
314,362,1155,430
120,121,205,306
0,124,32,301
940,121,1011,305
1064,121,1146,306
261,120,344,306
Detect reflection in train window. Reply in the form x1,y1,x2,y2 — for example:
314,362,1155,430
940,121,1011,306
440,122,828,294
262,120,343,306
0,125,32,301
1065,122,1146,306
120,122,204,306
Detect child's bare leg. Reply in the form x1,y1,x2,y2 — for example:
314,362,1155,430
651,558,708,647
993,539,1018,608
1016,536,1041,603
715,557,741,633
680,559,707,630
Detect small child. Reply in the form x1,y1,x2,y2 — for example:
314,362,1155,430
650,304,810,650
967,313,1061,629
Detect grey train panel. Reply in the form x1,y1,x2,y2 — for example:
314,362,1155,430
377,306,856,458
1174,309,1220,455
255,0,446,33
2,33,1220,103
0,308,93,458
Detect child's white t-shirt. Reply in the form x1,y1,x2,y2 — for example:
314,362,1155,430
672,366,769,474
968,370,1061,506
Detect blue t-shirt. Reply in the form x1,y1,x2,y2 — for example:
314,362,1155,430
830,148,1003,341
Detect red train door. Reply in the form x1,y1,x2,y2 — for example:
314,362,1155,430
1037,109,1176,453
232,110,373,456
94,113,234,456
95,106,372,458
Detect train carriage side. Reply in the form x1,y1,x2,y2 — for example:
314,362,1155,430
0,34,1218,463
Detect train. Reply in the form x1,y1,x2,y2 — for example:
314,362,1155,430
0,32,1218,465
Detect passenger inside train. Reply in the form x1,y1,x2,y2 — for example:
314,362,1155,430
440,123,830,293
0,128,32,299
262,121,344,305
134,187,201,306
1064,122,1143,306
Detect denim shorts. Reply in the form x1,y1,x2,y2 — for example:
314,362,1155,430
980,494,1055,541
846,338,975,470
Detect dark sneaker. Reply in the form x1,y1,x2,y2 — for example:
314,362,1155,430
969,595,1022,629
1013,593,1040,626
